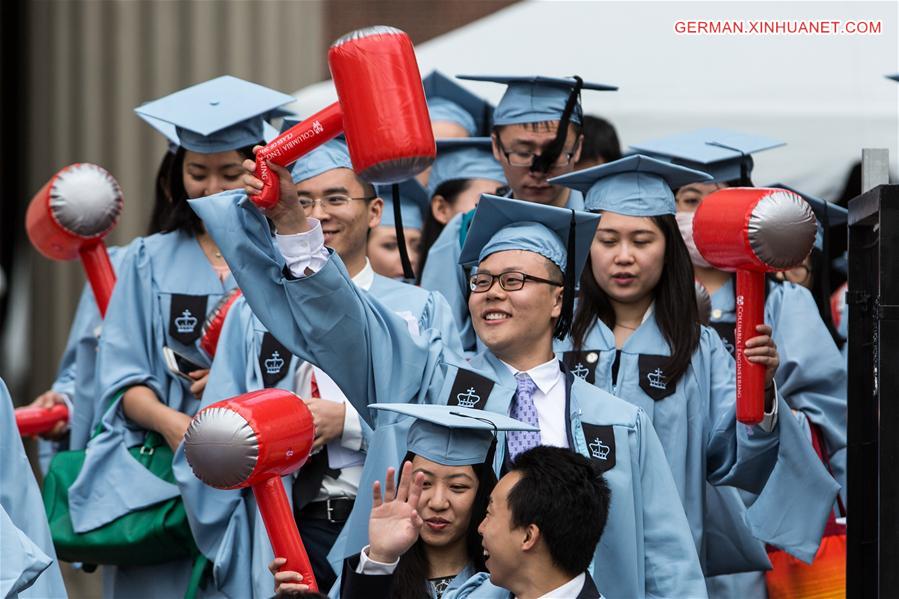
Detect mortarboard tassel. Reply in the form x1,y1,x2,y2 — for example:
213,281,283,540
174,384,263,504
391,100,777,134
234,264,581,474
393,183,416,281
531,76,584,174
553,209,578,340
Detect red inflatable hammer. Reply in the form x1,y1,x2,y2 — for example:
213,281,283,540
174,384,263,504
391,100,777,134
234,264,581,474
253,26,435,209
26,163,123,316
183,389,318,590
694,188,816,424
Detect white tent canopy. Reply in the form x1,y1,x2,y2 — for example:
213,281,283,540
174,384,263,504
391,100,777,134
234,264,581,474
289,0,898,200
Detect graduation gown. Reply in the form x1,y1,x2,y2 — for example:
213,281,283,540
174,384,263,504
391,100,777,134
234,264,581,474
556,311,839,570
420,190,585,354
189,189,707,599
709,278,847,497
337,556,477,599
38,244,132,472
172,271,461,599
0,379,67,598
68,230,237,598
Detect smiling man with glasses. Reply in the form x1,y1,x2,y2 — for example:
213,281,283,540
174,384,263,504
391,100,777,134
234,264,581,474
420,75,617,353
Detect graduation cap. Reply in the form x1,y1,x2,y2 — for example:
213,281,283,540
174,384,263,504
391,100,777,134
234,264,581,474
549,154,712,216
134,76,295,154
886,74,899,82
290,138,353,184
459,195,600,339
427,138,507,197
423,70,494,137
370,404,537,466
377,179,430,230
770,183,847,252
457,75,617,176
629,128,784,185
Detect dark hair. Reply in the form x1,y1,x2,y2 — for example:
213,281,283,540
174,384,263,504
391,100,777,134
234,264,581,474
147,151,175,235
418,179,474,278
576,115,621,168
805,247,841,343
155,145,255,236
507,446,610,577
571,214,701,386
391,451,496,599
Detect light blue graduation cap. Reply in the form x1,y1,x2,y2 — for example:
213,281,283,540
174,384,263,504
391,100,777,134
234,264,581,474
549,155,712,216
459,195,600,339
370,404,537,466
423,71,494,136
377,179,430,230
290,138,353,184
456,75,617,126
135,76,295,154
629,128,784,185
427,138,507,197
770,183,847,251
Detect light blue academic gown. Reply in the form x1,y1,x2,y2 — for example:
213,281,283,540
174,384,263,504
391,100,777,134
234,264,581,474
38,245,132,472
189,189,708,599
704,279,846,597
1,378,67,598
556,315,839,575
68,230,237,599
708,279,847,498
172,272,461,599
420,190,584,353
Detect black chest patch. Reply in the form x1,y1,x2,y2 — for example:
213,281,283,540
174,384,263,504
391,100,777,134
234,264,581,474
446,369,493,411
638,354,677,401
561,350,601,384
710,321,737,357
259,333,292,388
581,423,616,473
169,294,208,344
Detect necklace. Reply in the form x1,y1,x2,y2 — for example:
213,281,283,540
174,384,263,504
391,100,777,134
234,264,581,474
214,251,222,258
615,322,638,331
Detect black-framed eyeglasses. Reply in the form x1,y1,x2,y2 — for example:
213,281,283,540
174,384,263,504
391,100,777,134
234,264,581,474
297,195,375,213
494,137,579,169
469,271,563,293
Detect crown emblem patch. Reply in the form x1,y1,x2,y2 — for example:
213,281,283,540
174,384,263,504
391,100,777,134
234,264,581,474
265,351,285,375
638,354,677,401
175,310,198,334
455,387,481,408
572,362,590,380
647,368,667,390
589,437,611,460
581,423,615,472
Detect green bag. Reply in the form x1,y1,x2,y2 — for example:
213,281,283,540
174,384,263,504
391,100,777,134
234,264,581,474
42,430,199,567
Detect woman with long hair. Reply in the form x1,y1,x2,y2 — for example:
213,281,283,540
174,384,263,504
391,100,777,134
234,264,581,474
550,155,840,589
68,76,294,598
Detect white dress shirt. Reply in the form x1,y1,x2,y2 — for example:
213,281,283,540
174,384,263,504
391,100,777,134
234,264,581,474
501,357,568,449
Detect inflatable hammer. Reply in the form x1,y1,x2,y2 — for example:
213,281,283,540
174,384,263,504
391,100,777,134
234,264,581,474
26,163,123,316
694,188,816,424
16,404,70,437
184,389,318,590
253,26,435,209
199,288,243,359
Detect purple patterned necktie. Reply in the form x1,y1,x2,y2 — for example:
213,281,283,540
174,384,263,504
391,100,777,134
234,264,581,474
507,373,542,461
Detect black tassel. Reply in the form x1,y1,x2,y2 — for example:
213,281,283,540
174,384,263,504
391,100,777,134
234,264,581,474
393,183,415,281
554,209,577,340
531,76,583,174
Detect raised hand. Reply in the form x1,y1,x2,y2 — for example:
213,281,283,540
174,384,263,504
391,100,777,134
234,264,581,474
367,461,425,564
241,147,308,235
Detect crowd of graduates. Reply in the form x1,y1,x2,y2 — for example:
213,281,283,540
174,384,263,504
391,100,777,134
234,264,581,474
3,64,857,599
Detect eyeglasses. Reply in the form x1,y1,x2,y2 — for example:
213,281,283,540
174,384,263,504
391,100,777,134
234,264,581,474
775,264,812,285
297,195,374,213
469,271,563,293
494,137,578,169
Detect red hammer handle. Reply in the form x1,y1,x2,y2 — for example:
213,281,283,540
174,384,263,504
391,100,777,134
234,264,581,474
734,270,766,425
253,103,344,210
253,476,319,592
16,403,70,436
79,242,117,317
